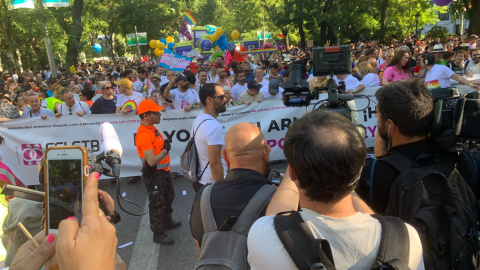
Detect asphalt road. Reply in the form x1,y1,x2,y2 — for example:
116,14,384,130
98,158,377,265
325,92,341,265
99,161,288,270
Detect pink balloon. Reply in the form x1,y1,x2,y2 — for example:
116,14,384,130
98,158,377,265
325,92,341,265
434,0,452,6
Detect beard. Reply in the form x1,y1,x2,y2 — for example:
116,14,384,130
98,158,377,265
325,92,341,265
377,122,390,149
474,57,480,64
263,162,272,179
181,84,189,91
214,100,227,114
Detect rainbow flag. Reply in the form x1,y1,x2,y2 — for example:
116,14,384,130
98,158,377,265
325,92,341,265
277,33,285,39
426,79,441,90
183,10,197,26
241,48,278,55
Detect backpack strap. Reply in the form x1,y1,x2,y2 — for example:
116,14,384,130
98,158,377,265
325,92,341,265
371,214,410,269
231,184,277,235
193,119,213,179
274,211,336,270
199,184,217,233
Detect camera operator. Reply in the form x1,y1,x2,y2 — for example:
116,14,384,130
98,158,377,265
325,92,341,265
356,78,480,269
332,72,365,94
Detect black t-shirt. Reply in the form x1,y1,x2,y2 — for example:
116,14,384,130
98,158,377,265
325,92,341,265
447,61,465,76
356,139,437,213
189,168,272,247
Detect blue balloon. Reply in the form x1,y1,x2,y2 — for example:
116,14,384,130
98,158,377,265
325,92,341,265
93,44,102,53
218,34,226,42
167,42,174,50
160,38,167,44
208,27,216,34
200,39,212,51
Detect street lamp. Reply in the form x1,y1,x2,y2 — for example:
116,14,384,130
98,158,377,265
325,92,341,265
415,13,420,37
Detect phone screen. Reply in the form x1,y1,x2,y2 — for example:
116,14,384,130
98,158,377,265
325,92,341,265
48,159,83,229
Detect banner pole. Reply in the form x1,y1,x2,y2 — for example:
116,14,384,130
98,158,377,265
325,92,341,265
37,0,58,78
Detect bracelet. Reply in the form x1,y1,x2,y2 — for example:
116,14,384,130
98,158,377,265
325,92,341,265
193,105,196,109
162,148,168,154
469,82,474,87
353,90,357,93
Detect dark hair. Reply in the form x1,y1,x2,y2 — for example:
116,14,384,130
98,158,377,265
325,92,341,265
442,51,454,61
270,63,279,70
365,48,376,57
216,55,224,60
375,78,434,137
199,83,218,106
150,90,161,96
234,68,245,76
81,89,95,101
422,53,436,66
230,61,239,70
386,48,410,71
283,110,366,203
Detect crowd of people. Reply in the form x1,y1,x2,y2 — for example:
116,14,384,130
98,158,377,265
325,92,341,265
1,31,480,270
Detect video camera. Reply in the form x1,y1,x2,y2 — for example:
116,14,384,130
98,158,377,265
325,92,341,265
431,87,480,152
282,45,361,124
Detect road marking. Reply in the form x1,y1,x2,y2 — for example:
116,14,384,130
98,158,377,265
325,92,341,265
128,198,159,270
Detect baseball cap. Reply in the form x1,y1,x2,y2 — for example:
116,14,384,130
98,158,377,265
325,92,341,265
114,78,132,88
210,62,218,68
269,80,280,94
175,74,188,84
138,99,163,115
247,80,262,90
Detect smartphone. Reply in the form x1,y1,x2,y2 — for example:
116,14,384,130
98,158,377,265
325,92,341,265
44,146,89,234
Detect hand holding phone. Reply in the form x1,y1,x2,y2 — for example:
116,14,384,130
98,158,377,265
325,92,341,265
56,172,117,270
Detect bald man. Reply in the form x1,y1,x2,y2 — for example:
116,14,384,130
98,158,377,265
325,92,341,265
189,122,277,261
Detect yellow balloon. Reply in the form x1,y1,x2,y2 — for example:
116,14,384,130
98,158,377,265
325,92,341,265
215,27,224,36
166,36,174,44
209,34,217,42
154,48,163,56
231,30,240,40
157,42,166,50
149,40,158,49
204,34,210,40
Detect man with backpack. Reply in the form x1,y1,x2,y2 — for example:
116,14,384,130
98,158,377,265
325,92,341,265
247,110,424,270
189,83,228,191
190,122,276,269
356,78,480,269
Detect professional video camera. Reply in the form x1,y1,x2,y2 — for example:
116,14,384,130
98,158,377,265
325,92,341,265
431,87,480,152
282,45,363,124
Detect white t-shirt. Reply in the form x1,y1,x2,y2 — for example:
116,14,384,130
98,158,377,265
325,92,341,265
170,88,200,110
247,209,425,270
261,87,284,100
465,60,480,75
333,75,363,91
132,79,151,93
231,83,248,102
256,79,270,94
207,74,219,83
191,113,228,185
58,101,91,116
115,91,145,111
424,64,455,89
360,73,381,88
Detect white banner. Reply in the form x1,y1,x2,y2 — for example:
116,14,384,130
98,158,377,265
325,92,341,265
0,90,381,186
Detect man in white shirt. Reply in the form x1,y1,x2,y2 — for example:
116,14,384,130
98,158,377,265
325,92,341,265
253,68,269,94
22,92,54,119
114,78,145,114
231,69,248,102
55,89,91,117
148,74,163,95
465,48,480,76
207,63,219,83
195,70,208,94
247,110,425,270
163,74,201,111
333,73,365,94
261,79,283,100
132,68,151,93
190,83,228,191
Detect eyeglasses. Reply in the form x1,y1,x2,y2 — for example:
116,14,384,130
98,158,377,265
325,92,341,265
151,80,158,83
105,86,113,90
211,95,226,100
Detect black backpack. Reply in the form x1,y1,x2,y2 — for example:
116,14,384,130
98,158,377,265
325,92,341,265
378,152,480,270
274,211,410,270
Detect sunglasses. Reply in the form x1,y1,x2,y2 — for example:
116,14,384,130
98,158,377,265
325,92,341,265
105,86,113,90
151,80,158,83
212,95,226,100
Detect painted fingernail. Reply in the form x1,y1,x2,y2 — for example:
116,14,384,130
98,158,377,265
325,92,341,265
67,216,75,220
94,172,100,179
46,234,55,243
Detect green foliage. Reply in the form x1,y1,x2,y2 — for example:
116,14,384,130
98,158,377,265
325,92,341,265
426,25,449,40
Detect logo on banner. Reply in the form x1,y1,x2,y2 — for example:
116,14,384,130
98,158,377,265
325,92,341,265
21,144,43,165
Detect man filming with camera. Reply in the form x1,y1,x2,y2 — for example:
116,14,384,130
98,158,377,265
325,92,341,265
356,78,480,269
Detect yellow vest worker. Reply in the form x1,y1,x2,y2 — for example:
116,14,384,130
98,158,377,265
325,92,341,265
135,99,181,245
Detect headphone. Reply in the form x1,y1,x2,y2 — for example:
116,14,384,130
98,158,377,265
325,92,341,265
423,53,435,65
388,124,391,132
424,53,429,65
